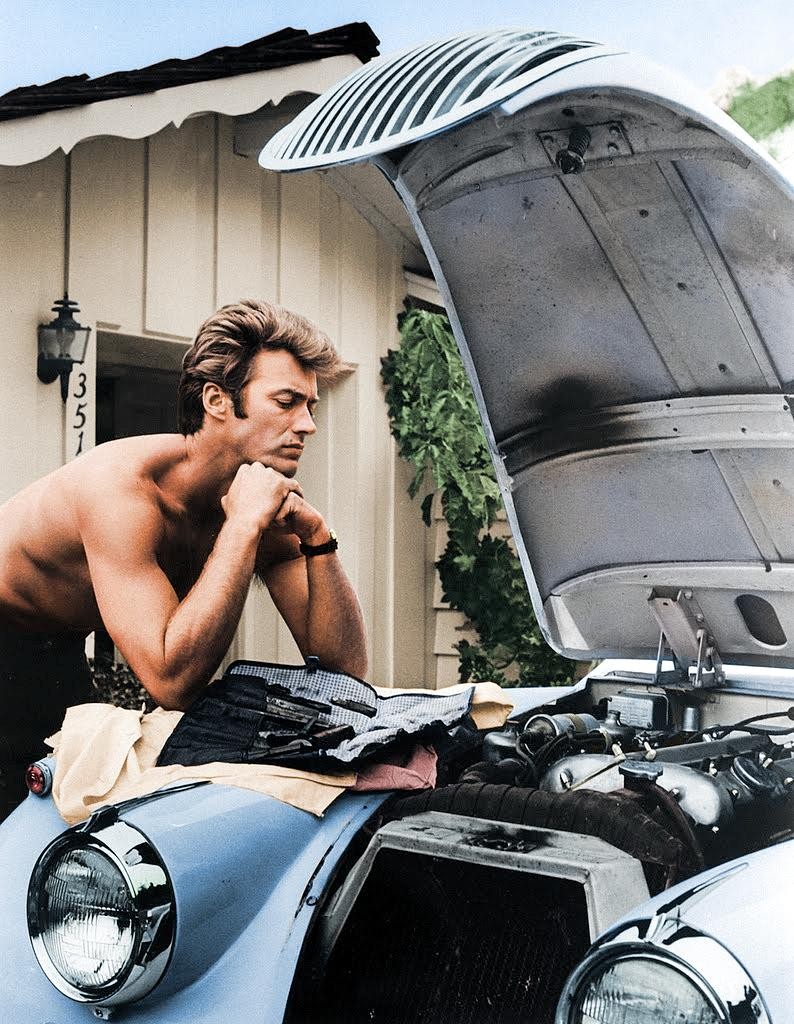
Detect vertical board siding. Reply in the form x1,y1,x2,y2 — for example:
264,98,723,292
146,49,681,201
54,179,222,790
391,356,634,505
145,117,216,338
0,152,66,496
338,206,379,662
279,173,322,321
393,458,432,686
339,211,378,368
70,137,146,334
69,137,146,467
318,182,341,349
327,369,361,590
369,237,398,685
216,117,280,307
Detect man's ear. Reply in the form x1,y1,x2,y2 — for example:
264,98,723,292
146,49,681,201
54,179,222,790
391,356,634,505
202,382,230,423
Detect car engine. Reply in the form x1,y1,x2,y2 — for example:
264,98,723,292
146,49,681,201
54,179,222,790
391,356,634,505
427,674,794,889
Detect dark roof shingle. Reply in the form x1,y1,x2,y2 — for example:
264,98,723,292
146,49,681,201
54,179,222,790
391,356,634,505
0,22,379,123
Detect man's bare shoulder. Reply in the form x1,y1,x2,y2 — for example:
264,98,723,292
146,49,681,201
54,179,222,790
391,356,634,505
71,435,192,530
0,434,188,544
72,435,187,485
0,435,191,626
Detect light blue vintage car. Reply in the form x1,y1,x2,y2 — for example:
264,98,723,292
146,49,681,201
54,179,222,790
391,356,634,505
2,29,793,1024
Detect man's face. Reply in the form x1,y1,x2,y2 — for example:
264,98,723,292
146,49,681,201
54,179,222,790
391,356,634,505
233,348,319,477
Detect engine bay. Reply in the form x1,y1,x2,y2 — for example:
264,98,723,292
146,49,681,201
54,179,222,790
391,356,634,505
440,669,794,891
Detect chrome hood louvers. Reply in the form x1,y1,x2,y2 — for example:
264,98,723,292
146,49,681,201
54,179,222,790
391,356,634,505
262,29,612,171
262,31,794,672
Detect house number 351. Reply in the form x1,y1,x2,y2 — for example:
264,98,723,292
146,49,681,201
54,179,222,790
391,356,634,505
72,372,87,457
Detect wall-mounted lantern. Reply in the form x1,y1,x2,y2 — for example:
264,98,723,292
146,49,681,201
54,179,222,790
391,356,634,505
37,295,91,402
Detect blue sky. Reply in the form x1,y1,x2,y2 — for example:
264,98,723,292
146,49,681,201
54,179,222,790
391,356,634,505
1,0,793,97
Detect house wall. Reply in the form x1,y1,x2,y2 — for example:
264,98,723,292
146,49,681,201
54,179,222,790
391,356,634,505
0,112,429,688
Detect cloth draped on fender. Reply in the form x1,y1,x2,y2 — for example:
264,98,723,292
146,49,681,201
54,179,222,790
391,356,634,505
46,680,512,825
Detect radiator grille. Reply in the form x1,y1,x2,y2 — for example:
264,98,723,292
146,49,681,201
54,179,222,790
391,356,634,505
286,848,590,1024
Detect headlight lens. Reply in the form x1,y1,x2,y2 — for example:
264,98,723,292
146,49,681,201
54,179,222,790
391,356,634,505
37,845,137,990
28,817,175,1005
559,922,771,1024
573,955,722,1023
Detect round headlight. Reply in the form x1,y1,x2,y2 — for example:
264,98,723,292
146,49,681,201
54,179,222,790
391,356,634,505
557,926,771,1024
28,817,175,1005
572,954,723,1023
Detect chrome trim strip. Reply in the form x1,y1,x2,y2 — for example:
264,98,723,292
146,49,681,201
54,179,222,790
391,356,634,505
501,393,794,477
372,35,487,144
430,34,539,119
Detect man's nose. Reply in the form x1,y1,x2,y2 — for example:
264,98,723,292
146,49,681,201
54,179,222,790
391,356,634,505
294,405,317,435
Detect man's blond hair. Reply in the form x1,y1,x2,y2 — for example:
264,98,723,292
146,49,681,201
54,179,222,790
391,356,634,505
178,299,342,434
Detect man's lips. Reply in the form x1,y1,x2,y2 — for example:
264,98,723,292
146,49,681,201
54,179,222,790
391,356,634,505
281,445,304,457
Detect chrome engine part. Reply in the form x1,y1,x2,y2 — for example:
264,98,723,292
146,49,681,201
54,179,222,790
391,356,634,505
539,751,794,828
474,686,794,867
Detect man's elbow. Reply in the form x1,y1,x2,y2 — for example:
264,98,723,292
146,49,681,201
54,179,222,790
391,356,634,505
136,666,207,712
350,652,368,681
330,650,368,681
152,691,194,712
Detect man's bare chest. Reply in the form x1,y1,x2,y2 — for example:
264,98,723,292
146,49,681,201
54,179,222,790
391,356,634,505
157,522,220,599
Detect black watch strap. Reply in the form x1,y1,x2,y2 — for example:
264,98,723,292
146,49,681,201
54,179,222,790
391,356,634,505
299,529,338,557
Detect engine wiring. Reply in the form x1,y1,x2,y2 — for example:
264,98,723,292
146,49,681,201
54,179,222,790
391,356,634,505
688,706,794,742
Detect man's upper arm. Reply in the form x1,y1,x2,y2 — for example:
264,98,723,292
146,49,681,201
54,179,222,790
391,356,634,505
78,488,179,680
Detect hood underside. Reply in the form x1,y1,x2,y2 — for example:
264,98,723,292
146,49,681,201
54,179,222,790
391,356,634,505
262,32,794,669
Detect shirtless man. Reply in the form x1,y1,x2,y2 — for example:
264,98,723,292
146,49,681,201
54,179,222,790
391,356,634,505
0,299,367,819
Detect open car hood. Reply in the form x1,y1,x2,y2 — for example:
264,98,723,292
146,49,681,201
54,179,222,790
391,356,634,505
261,30,794,669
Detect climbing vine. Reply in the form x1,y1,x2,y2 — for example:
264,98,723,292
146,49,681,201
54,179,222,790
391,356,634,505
381,307,574,687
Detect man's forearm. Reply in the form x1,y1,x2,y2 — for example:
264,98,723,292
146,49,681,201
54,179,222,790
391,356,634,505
152,520,260,707
304,553,368,678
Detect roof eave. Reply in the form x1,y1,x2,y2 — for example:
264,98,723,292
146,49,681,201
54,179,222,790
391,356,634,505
0,53,363,167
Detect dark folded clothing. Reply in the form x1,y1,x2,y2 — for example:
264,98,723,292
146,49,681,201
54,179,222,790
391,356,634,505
157,659,475,771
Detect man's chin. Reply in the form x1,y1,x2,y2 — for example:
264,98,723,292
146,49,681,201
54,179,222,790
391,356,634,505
264,457,299,478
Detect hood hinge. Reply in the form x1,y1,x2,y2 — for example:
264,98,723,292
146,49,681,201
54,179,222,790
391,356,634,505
648,589,725,689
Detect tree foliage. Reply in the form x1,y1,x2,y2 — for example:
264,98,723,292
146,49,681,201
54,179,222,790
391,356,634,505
729,71,794,141
381,307,574,687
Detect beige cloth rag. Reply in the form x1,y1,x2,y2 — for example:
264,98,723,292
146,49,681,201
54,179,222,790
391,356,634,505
47,681,512,825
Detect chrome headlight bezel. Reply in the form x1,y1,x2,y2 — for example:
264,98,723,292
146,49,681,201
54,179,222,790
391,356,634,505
27,813,175,1006
556,917,771,1024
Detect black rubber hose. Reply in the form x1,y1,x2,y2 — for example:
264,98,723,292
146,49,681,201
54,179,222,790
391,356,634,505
386,784,694,893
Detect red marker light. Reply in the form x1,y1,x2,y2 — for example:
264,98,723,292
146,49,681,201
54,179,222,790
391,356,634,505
25,762,52,796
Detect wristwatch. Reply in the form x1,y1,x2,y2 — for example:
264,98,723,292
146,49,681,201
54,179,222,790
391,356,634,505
299,529,338,557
